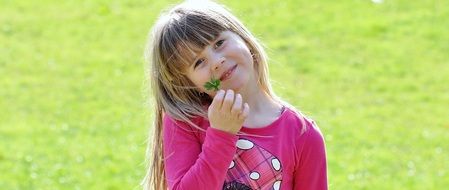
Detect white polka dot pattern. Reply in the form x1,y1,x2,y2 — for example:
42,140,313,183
236,139,254,150
273,180,281,190
249,172,260,180
271,158,281,171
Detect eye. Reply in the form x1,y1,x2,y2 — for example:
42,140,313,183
214,39,225,49
194,58,205,68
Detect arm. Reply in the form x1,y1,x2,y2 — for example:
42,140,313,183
293,120,328,190
163,115,238,190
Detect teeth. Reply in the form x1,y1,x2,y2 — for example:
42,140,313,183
221,66,235,80
224,69,231,79
221,71,228,80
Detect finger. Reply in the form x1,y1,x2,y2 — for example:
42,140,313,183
231,93,243,115
239,103,250,120
210,90,225,110
221,89,234,112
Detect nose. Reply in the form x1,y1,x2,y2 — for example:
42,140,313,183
210,53,225,71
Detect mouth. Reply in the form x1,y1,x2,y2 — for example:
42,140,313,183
220,65,237,81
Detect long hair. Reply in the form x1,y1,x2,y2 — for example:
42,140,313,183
143,1,279,189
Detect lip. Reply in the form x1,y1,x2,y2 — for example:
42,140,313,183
220,65,237,81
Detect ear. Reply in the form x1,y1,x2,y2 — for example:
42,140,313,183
250,50,258,64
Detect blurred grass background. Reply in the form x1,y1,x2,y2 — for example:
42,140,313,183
1,0,448,189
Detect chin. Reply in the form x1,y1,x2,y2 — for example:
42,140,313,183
224,85,246,96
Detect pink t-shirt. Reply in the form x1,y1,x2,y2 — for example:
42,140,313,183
163,106,328,190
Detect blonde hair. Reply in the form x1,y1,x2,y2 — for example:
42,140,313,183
143,1,279,189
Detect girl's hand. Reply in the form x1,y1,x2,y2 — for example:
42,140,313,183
208,89,250,134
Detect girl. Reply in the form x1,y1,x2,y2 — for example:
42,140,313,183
143,1,328,189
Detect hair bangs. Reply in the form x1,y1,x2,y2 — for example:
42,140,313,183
160,10,228,69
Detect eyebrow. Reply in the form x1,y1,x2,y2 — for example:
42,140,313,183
191,33,226,63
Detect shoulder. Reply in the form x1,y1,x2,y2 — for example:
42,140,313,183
282,106,324,144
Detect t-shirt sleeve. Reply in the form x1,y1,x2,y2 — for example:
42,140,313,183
163,114,238,190
293,119,328,190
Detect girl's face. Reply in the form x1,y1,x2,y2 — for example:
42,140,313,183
184,31,254,97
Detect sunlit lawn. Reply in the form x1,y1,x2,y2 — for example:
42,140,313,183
1,0,448,189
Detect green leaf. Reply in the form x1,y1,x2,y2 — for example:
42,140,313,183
204,77,220,91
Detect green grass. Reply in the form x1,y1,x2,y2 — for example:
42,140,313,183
1,0,448,189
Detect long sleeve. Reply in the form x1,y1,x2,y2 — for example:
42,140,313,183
293,120,328,190
163,115,238,190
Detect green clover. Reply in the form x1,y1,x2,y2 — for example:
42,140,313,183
204,76,221,91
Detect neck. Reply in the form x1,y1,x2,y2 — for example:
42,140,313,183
238,80,283,128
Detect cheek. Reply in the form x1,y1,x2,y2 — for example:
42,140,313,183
238,50,254,68
187,70,211,91
234,44,253,63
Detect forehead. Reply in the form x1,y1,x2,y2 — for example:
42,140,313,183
179,31,230,58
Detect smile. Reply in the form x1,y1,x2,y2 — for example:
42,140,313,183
220,65,237,81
